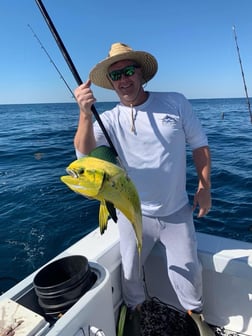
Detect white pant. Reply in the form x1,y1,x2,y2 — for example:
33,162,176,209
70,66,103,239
118,203,203,311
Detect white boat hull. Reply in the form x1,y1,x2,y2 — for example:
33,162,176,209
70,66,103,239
1,220,252,335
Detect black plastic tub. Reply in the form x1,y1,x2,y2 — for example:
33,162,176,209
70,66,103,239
33,255,97,318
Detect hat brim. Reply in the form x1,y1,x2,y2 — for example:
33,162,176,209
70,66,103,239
89,50,158,90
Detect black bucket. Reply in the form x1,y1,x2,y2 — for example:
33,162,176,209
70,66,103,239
33,255,97,319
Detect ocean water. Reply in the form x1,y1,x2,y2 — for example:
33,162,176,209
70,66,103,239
0,98,251,292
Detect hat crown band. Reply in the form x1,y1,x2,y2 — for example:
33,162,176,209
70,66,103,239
108,43,133,58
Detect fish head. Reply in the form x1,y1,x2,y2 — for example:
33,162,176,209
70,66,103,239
61,158,105,198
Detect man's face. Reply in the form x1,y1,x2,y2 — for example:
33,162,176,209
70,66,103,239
108,60,143,105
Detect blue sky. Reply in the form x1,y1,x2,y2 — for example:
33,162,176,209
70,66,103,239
1,0,252,104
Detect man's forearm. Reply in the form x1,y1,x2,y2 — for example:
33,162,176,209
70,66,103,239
74,112,96,155
193,146,211,190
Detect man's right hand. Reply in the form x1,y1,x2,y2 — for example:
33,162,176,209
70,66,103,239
74,79,96,115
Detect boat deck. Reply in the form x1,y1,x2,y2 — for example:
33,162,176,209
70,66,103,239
141,298,244,336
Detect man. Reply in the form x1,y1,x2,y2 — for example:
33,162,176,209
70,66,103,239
74,42,213,335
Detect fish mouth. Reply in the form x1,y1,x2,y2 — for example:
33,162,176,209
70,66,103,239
66,168,79,178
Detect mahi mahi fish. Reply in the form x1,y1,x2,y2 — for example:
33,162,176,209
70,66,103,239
60,146,142,254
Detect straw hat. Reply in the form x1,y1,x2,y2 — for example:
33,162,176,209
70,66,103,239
89,42,158,90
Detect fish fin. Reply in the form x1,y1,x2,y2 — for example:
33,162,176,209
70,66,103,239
99,200,110,234
88,145,118,165
105,201,118,223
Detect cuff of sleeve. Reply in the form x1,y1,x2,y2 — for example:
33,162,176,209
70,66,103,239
75,148,86,159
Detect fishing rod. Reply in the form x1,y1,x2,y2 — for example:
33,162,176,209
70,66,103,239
232,25,252,123
35,0,118,156
28,24,74,98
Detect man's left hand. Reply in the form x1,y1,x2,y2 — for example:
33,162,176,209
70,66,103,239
193,188,212,217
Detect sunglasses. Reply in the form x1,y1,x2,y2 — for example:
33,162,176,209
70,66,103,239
108,64,140,81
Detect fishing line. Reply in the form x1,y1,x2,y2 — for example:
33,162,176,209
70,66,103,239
232,25,252,123
28,24,74,98
34,0,119,157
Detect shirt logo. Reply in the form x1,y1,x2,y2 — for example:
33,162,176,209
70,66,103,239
161,115,178,124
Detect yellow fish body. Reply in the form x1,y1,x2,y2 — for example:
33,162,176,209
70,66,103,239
61,156,142,254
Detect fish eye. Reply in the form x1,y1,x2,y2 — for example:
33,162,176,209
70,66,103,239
77,168,84,175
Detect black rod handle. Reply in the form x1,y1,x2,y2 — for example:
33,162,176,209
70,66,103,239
35,0,119,154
